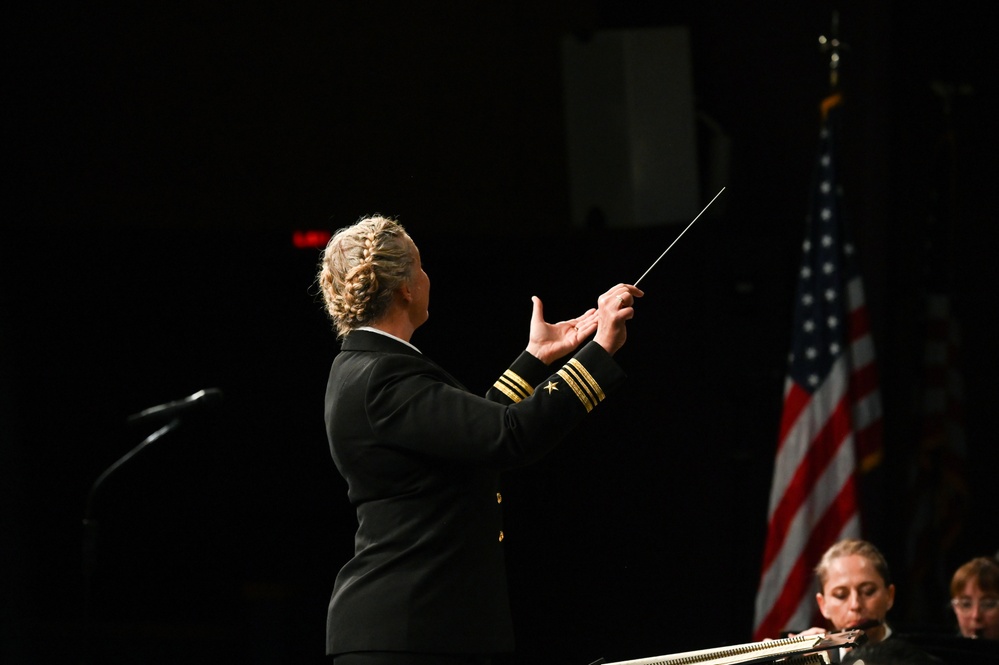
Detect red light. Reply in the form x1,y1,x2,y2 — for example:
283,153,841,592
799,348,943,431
293,230,332,249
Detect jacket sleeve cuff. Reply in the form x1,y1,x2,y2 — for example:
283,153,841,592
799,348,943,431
487,350,551,404
488,341,625,406
551,341,627,412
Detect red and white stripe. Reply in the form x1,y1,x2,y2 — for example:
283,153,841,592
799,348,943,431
752,275,882,640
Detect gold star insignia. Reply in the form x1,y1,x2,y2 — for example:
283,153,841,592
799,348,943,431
543,381,559,394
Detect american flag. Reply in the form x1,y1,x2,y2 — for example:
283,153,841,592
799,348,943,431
900,92,969,625
902,293,967,622
752,93,884,640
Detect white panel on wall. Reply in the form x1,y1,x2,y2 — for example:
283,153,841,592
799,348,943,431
562,27,700,228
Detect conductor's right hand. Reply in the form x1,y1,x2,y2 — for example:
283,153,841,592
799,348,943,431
593,284,643,356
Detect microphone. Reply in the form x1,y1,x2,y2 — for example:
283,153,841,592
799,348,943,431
126,388,223,425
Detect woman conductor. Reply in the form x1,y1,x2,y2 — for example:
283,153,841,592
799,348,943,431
317,215,643,665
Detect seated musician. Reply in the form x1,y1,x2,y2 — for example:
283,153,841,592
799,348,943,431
789,539,895,644
950,556,999,640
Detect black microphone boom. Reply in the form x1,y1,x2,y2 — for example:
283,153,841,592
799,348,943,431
84,386,223,660
126,387,223,425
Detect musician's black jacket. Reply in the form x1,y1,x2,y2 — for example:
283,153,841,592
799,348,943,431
324,330,626,656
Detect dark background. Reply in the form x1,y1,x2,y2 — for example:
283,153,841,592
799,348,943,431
3,1,997,663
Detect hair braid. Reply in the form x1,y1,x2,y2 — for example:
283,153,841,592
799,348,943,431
318,215,413,338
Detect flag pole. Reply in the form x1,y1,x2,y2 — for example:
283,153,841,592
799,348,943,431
752,11,884,641
818,11,846,92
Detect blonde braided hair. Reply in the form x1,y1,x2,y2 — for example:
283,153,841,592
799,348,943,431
318,215,414,338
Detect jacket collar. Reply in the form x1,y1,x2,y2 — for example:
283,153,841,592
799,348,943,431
340,329,423,358
340,330,467,390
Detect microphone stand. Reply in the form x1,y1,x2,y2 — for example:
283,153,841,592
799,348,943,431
81,417,182,664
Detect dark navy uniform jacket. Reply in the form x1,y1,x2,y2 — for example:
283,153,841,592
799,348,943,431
324,329,626,657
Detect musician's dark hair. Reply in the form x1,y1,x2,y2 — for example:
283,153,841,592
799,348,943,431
950,556,999,597
814,539,892,592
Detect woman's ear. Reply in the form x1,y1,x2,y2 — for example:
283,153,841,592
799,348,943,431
816,592,829,619
397,283,413,304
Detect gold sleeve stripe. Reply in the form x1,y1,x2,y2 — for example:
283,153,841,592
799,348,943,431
566,358,606,402
492,380,523,403
493,370,533,403
556,368,595,412
501,370,534,397
562,368,597,410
